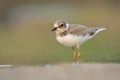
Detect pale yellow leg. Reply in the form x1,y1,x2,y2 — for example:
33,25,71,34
77,48,81,63
72,47,76,63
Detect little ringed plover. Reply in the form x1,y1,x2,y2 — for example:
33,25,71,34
51,20,108,63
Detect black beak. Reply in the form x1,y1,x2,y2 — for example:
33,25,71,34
51,27,57,31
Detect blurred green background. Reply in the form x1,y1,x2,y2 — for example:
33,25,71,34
0,0,120,65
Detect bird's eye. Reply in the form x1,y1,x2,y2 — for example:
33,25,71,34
58,24,64,28
60,24,63,26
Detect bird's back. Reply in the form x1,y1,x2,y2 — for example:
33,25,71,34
69,24,107,37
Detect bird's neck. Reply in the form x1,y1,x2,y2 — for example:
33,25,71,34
56,30,69,37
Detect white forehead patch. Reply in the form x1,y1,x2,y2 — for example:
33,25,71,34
54,24,59,27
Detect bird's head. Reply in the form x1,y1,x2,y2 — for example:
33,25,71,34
51,20,69,32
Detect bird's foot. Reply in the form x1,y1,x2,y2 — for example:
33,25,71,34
76,60,81,64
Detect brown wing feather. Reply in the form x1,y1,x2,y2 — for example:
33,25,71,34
69,24,90,36
69,24,100,36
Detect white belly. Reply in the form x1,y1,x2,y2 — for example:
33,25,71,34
56,34,91,47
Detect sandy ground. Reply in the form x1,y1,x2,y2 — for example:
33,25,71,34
0,63,120,80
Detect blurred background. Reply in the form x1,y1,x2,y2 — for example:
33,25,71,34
0,0,120,65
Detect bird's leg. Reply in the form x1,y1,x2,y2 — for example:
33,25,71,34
77,48,81,63
72,47,76,63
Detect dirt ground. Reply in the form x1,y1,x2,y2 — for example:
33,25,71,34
0,63,120,80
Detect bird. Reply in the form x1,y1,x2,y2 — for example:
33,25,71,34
51,20,108,63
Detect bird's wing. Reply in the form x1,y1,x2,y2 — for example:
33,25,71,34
69,24,90,36
69,24,107,36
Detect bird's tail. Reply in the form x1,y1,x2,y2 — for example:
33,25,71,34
95,27,110,33
88,26,110,39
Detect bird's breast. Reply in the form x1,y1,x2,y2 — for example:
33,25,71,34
56,33,88,47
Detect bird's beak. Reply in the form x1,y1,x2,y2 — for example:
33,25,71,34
51,27,57,31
